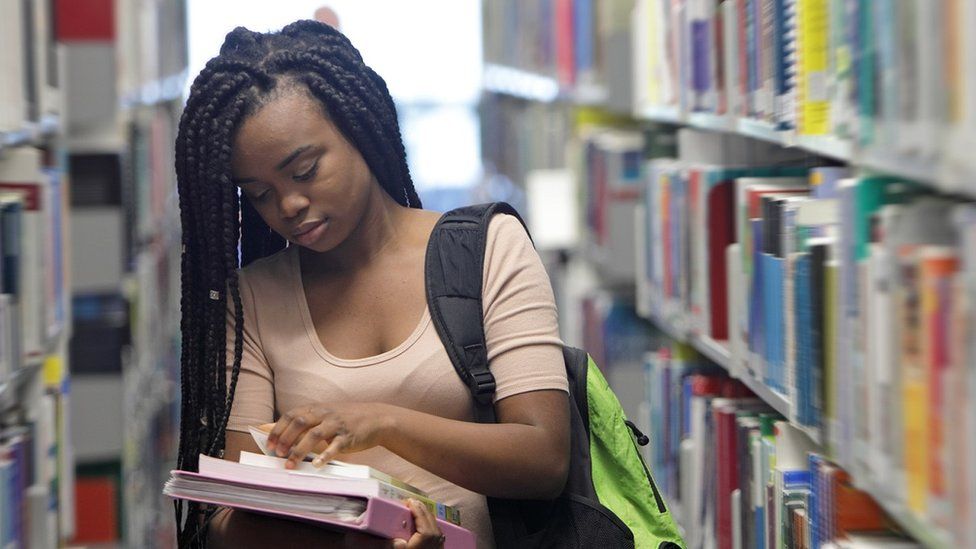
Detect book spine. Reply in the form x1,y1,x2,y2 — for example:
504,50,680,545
920,248,958,525
376,482,463,527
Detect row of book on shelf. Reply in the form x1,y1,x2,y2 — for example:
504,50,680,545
1,387,65,548
642,342,925,549
570,285,929,548
0,144,71,547
0,146,67,379
632,0,976,160
567,122,976,547
482,0,624,95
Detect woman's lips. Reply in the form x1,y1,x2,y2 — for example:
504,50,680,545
293,219,328,246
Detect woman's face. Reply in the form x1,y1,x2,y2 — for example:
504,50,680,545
230,88,376,253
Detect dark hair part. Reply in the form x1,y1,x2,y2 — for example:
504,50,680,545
173,20,420,546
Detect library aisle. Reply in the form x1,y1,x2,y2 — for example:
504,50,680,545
2,0,974,548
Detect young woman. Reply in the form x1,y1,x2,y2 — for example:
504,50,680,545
174,20,570,548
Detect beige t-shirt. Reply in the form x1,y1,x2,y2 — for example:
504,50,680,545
225,214,569,548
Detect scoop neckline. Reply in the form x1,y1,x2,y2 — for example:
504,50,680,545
290,246,431,368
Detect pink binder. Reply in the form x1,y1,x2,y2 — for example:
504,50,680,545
165,458,475,549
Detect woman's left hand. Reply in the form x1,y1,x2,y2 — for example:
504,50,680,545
263,402,394,469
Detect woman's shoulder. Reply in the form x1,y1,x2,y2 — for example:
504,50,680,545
486,211,529,243
237,246,296,291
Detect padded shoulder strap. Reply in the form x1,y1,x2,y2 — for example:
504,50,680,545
424,202,528,423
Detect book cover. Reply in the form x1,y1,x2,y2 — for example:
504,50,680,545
951,205,976,546
690,0,714,112
878,198,957,505
806,238,831,427
705,172,735,339
735,415,762,549
869,0,898,149
793,251,813,424
855,0,876,146
165,459,474,548
736,0,749,115
918,247,958,524
797,0,829,134
723,0,743,116
864,209,896,487
236,451,460,527
555,0,576,86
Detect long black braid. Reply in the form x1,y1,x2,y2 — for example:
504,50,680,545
173,20,422,547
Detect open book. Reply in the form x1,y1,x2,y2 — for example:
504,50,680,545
164,454,472,548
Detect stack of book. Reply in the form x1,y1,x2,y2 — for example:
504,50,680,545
165,429,474,548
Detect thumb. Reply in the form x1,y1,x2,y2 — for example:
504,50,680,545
392,539,408,549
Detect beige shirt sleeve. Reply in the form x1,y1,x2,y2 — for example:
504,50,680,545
482,215,569,402
225,269,275,432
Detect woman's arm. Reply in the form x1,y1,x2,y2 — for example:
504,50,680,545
266,388,570,500
383,389,570,500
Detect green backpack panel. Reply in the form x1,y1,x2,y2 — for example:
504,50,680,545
425,203,685,548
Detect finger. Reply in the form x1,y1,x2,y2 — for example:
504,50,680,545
392,540,407,549
272,409,315,458
286,423,334,469
313,433,348,467
265,417,289,453
408,499,440,537
265,411,302,453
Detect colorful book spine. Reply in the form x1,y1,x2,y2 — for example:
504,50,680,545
919,247,958,524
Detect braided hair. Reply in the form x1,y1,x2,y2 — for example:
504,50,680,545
173,20,421,546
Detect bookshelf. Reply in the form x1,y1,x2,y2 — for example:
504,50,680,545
0,0,73,544
480,1,975,547
114,1,187,546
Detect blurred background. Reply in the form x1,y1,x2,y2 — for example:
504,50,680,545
2,0,976,547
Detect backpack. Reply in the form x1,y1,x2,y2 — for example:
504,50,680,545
424,202,686,549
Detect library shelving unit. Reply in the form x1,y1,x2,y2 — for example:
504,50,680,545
115,0,187,546
0,0,74,546
480,1,976,548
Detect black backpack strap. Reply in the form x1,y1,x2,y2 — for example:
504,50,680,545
424,202,528,423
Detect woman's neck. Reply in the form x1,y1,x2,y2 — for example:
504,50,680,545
300,184,408,274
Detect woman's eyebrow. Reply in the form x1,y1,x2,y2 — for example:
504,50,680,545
275,145,312,170
231,144,314,184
